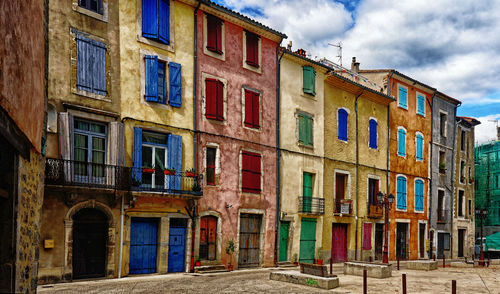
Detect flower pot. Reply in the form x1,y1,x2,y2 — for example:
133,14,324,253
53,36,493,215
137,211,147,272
185,172,196,177
227,264,234,271
316,259,323,265
195,261,201,267
142,168,155,174
164,170,176,175
293,262,298,266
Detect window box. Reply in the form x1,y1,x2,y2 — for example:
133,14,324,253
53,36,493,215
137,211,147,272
185,172,196,177
143,168,155,174
164,169,176,175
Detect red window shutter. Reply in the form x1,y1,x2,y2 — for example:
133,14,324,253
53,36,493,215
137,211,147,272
244,90,253,127
252,92,260,128
242,151,261,193
216,80,224,121
207,15,222,54
216,20,222,53
205,79,217,119
246,32,259,66
363,223,372,250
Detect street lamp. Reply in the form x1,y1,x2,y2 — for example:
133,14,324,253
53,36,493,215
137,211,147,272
377,191,395,264
476,208,488,266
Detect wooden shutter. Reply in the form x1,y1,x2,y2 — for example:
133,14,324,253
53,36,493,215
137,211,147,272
415,180,424,211
396,177,407,210
167,134,182,190
242,151,261,193
145,55,159,102
338,109,348,141
298,114,305,144
216,80,224,120
398,129,406,156
369,119,377,148
244,89,259,128
363,223,372,250
158,0,170,44
306,116,313,146
108,122,124,166
246,32,259,67
417,95,425,115
92,41,107,95
205,78,217,119
303,172,313,197
132,127,143,183
399,87,407,108
58,112,74,161
168,62,182,107
252,92,260,128
142,0,158,39
416,135,423,160
303,66,315,95
207,14,222,54
76,35,92,92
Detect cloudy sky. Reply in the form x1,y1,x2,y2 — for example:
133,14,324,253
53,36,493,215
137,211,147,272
215,0,500,143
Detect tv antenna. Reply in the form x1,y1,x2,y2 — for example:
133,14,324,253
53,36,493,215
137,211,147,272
328,42,343,67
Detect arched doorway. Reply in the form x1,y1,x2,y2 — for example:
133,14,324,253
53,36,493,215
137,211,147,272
72,208,108,279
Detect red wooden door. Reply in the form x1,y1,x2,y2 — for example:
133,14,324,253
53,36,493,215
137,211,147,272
331,223,347,262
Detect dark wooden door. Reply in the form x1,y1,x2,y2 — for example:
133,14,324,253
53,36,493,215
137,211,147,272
458,229,465,257
299,218,317,263
238,214,262,268
419,223,426,258
73,208,107,279
331,223,347,262
374,224,383,260
129,218,158,274
437,233,445,259
279,221,290,262
396,223,408,260
200,216,217,260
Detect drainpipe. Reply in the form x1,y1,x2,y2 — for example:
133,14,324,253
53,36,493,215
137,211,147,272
354,89,365,261
449,102,461,259
118,194,124,278
275,43,284,266
386,72,393,260
428,92,436,259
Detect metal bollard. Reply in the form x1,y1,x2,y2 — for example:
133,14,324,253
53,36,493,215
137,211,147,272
402,273,407,294
443,255,446,268
452,280,456,294
433,253,436,261
363,269,367,294
369,256,373,262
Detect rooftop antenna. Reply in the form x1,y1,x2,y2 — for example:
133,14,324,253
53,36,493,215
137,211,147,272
328,42,343,67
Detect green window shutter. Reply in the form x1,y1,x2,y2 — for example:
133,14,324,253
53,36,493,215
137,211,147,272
298,114,305,144
306,116,313,146
303,172,313,197
303,66,316,96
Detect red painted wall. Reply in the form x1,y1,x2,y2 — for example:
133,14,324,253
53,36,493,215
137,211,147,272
195,10,279,267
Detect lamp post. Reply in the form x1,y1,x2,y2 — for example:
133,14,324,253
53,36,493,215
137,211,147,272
377,191,395,264
476,208,488,266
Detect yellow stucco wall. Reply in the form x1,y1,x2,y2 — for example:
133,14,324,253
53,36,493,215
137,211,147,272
119,0,195,170
279,53,325,262
322,78,390,261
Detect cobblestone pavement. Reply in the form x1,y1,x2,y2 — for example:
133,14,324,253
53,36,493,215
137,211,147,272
38,266,500,294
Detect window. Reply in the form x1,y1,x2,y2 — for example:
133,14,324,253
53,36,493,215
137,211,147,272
415,179,424,212
245,31,259,67
73,119,106,181
439,150,446,173
302,172,313,213
368,178,379,205
244,89,260,129
303,66,316,96
335,173,347,213
144,55,182,107
468,199,472,216
206,14,223,54
131,127,182,190
298,113,313,146
142,0,170,44
241,151,261,194
200,216,217,260
369,119,377,149
76,34,106,96
206,147,216,186
437,190,445,222
416,133,423,161
397,128,406,157
440,112,447,136
79,0,103,14
396,176,407,210
461,130,466,151
338,109,348,141
398,86,407,109
205,78,224,121
460,161,465,183
458,190,464,217
417,94,425,116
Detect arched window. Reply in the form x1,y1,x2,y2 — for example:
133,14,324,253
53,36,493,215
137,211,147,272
338,109,348,141
369,119,377,149
396,176,407,210
415,179,424,212
398,128,406,157
416,133,424,161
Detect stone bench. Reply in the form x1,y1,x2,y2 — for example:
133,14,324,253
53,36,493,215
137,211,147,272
299,263,332,277
270,271,339,290
406,260,438,271
343,261,392,279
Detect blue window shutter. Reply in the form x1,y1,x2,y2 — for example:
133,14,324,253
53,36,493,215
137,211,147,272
158,0,170,44
417,95,425,115
132,127,143,183
398,129,406,156
145,55,159,102
402,178,407,209
415,180,424,211
169,62,182,107
76,35,92,92
397,177,403,209
338,109,348,141
142,0,158,39
399,87,407,108
167,134,182,190
92,41,107,96
416,135,423,160
369,119,377,149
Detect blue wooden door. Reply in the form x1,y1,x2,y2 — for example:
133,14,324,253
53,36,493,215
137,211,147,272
168,226,186,272
129,218,158,274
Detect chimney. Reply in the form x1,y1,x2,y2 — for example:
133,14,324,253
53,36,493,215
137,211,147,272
287,41,292,51
351,57,360,74
295,49,306,57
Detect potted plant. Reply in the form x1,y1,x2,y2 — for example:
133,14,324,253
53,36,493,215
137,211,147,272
195,255,201,267
470,177,475,183
439,163,446,173
185,168,196,177
315,248,324,265
164,168,176,175
292,253,298,266
142,167,155,174
225,239,235,271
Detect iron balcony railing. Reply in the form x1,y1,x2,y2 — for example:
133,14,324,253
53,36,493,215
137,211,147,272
367,203,383,218
298,196,325,215
335,199,352,214
436,209,449,223
130,167,203,196
45,158,130,190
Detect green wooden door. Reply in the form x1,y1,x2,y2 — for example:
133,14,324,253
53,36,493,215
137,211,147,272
299,218,317,263
279,221,290,262
303,172,313,213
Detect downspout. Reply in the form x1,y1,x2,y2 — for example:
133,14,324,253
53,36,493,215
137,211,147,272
386,72,394,261
354,89,365,261
449,102,461,259
118,195,124,278
428,92,436,259
275,44,285,266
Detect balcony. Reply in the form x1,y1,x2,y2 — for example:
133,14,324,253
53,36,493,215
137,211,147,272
45,158,130,190
298,196,324,215
131,167,203,197
367,203,383,218
436,209,449,224
335,199,352,215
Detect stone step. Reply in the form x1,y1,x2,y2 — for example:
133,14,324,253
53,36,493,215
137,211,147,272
194,265,228,273
277,262,297,268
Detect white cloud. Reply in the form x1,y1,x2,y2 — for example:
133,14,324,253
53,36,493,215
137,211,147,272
475,114,500,144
